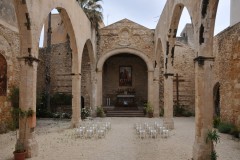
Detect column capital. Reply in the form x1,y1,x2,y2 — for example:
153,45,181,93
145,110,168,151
18,54,40,66
164,73,174,78
194,56,214,65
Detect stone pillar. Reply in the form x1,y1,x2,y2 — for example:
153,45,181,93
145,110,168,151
193,58,214,160
152,68,160,117
163,73,174,129
19,59,38,158
71,74,81,128
96,70,103,107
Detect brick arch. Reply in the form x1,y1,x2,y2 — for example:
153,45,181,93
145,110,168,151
97,48,154,72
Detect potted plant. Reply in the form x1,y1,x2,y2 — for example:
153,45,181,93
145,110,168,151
96,106,105,117
13,108,34,160
146,102,154,118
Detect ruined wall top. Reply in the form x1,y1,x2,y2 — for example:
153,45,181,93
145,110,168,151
98,19,155,61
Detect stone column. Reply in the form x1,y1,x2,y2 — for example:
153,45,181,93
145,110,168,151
163,73,174,129
96,70,103,107
193,58,214,160
152,68,160,117
71,74,81,128
19,59,38,158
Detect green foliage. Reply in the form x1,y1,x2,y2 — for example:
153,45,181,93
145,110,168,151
206,129,220,160
81,108,90,119
96,106,105,117
211,150,218,160
51,92,72,105
213,116,221,128
217,122,234,134
77,0,103,30
206,129,220,144
159,108,164,117
145,102,154,114
15,139,25,153
230,126,240,138
8,86,19,108
174,104,193,117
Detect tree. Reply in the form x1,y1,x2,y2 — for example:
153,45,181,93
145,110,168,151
77,0,103,30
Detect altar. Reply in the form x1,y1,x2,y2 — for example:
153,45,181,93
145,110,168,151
116,94,136,107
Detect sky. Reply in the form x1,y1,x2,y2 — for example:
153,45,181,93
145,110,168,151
101,0,230,35
40,0,230,47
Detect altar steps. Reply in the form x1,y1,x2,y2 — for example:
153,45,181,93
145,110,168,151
106,110,145,117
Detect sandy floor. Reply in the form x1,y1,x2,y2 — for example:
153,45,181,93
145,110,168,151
0,117,240,160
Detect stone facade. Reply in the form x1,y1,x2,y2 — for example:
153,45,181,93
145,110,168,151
213,22,240,127
98,19,155,61
0,23,20,132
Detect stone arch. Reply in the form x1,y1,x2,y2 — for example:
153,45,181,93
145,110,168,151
213,82,220,117
81,39,95,109
0,53,7,96
97,48,154,72
12,1,95,157
96,48,158,115
167,3,195,69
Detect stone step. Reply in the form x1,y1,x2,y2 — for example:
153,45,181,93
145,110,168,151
106,110,145,117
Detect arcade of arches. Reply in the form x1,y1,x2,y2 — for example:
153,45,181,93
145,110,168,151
0,0,240,159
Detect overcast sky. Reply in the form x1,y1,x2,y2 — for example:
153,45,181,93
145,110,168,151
40,1,230,47
101,0,230,35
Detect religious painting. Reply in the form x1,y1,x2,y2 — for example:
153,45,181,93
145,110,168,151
119,66,132,86
0,53,7,96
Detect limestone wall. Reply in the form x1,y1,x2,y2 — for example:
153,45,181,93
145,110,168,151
173,41,195,112
38,42,72,94
43,14,68,47
98,19,155,61
213,22,240,127
0,23,20,132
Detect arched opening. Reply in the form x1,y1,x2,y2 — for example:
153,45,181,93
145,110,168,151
81,41,93,112
102,53,148,112
213,82,220,117
0,53,7,96
36,8,76,120
167,4,195,118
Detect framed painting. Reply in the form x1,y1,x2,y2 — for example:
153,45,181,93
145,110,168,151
119,66,132,86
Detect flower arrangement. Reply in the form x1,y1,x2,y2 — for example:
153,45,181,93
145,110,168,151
81,108,90,119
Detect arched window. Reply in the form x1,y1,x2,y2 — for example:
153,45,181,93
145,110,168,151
0,53,7,96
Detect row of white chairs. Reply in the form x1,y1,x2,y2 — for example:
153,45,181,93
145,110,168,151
76,121,111,139
134,122,170,139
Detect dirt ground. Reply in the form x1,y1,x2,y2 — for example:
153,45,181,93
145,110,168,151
0,117,239,160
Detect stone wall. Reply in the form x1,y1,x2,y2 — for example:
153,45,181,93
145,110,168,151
173,41,195,113
38,42,93,109
98,19,155,61
0,23,20,132
43,14,68,47
38,42,72,95
213,22,240,127
102,54,148,106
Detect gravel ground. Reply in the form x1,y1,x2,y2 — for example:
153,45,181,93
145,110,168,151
0,117,239,160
